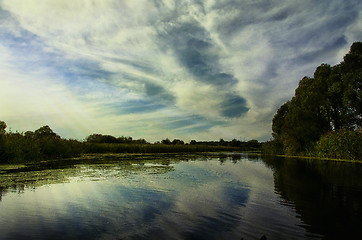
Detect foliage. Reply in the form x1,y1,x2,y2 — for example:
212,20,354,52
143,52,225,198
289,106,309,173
0,121,6,160
86,134,134,144
1,121,262,163
161,138,171,145
83,143,239,154
160,138,185,145
309,130,362,160
0,121,6,135
0,123,83,163
269,42,361,157
188,138,261,150
261,139,284,155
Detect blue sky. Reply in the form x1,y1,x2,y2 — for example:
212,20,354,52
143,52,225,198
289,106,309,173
0,0,361,142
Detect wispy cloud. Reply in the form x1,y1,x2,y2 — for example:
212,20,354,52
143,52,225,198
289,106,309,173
1,0,361,141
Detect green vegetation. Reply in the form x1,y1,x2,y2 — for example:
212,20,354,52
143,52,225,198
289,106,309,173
0,121,261,163
83,143,235,154
263,42,362,160
0,122,83,163
309,130,362,160
83,134,260,154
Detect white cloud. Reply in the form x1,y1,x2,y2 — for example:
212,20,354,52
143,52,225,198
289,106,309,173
172,79,221,118
0,0,360,141
0,66,95,138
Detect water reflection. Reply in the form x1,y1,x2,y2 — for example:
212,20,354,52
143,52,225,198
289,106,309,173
262,156,362,239
0,154,361,239
0,153,185,192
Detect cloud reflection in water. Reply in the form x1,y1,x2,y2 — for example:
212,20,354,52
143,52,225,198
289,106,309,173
0,155,315,239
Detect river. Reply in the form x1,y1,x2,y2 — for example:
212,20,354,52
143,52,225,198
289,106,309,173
0,153,361,239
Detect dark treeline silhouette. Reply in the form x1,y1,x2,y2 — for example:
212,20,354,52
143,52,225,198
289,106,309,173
0,122,83,163
86,133,147,144
83,135,261,154
263,42,362,160
0,121,261,163
189,138,261,151
262,155,362,239
84,134,261,150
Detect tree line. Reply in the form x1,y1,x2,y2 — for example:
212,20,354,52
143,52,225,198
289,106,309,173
263,42,361,160
0,121,261,163
0,123,83,162
85,133,260,149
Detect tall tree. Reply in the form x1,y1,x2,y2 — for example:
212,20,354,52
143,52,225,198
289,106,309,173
271,42,361,155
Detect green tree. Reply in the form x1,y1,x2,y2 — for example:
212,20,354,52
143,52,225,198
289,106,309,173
271,42,361,155
161,138,171,144
172,139,184,145
34,125,60,139
0,121,7,161
340,42,362,129
272,76,329,154
0,121,6,135
272,101,290,137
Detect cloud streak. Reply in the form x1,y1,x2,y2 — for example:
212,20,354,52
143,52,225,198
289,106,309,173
0,0,361,141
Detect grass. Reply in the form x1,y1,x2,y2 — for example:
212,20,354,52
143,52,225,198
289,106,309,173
261,153,362,163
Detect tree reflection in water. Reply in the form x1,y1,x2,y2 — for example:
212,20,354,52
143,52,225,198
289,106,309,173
262,156,362,239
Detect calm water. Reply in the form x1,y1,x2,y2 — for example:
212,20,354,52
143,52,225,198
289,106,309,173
0,153,361,240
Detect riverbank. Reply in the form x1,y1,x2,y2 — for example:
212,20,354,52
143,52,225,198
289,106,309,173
262,153,362,163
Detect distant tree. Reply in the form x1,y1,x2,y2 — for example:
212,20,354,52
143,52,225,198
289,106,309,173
86,134,124,143
0,121,6,160
172,139,184,145
0,121,83,162
117,136,127,143
124,136,133,143
133,138,148,144
161,138,171,144
190,140,197,145
24,131,35,139
247,140,260,149
86,134,104,143
117,136,133,144
0,121,6,135
231,139,241,147
34,125,60,139
101,135,118,143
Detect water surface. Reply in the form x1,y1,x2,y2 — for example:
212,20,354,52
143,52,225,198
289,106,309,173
0,153,361,239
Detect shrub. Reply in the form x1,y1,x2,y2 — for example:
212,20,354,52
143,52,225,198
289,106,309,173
0,122,85,163
261,139,284,155
310,130,362,160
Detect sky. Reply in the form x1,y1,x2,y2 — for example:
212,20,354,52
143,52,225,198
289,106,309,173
0,0,361,142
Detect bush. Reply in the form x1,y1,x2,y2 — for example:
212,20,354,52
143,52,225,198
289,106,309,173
0,122,84,163
310,130,362,160
4,133,41,162
261,139,284,155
